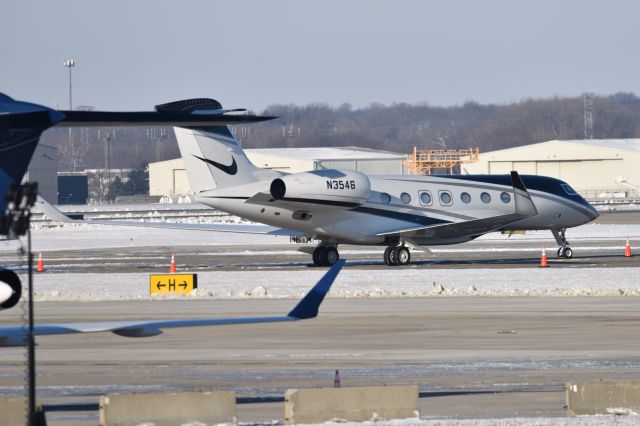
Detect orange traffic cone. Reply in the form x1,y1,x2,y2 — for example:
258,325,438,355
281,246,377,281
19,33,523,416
334,369,341,388
169,253,176,273
539,247,548,268
36,253,45,273
625,238,632,257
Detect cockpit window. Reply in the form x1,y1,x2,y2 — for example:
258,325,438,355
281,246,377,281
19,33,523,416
561,184,578,195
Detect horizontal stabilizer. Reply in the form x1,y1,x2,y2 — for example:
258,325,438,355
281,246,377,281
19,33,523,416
154,98,246,115
57,110,275,128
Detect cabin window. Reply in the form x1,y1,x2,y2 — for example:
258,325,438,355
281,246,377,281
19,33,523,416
419,191,432,206
460,192,471,204
480,192,491,203
439,191,452,206
380,192,391,204
561,183,578,195
500,192,511,203
400,192,411,204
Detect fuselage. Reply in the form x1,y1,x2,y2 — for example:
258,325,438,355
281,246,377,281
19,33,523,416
196,173,599,246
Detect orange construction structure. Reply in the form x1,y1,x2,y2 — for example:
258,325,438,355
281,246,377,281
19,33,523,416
405,146,480,175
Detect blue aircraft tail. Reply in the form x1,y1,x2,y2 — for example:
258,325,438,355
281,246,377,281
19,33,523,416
0,94,64,230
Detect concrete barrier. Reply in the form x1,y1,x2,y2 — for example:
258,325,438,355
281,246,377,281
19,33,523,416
566,380,640,416
284,386,419,424
0,398,46,426
99,391,236,426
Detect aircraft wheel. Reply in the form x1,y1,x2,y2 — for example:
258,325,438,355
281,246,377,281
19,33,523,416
557,247,564,258
394,246,411,266
322,247,339,266
384,246,396,266
312,247,323,266
563,247,573,259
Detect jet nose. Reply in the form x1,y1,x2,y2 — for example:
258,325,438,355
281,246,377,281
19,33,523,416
579,200,599,224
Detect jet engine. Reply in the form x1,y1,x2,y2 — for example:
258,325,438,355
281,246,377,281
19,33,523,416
0,269,21,310
270,170,371,207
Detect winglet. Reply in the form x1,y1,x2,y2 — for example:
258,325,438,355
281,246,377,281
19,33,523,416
287,259,345,319
510,171,538,217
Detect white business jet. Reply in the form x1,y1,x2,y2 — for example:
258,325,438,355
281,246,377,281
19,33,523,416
38,98,599,267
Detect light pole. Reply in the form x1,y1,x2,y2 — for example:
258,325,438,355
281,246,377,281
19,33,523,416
63,59,75,110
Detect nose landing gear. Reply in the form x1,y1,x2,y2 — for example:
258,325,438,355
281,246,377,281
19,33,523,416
383,245,411,266
552,228,573,259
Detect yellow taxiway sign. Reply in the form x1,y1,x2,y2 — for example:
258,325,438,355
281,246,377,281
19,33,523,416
150,274,198,295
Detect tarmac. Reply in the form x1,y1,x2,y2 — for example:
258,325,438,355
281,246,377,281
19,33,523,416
1,297,640,424
0,210,639,424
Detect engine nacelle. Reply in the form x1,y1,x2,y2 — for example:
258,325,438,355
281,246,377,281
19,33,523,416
270,170,371,207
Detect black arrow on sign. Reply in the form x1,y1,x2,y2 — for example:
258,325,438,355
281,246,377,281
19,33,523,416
179,281,188,289
156,282,166,290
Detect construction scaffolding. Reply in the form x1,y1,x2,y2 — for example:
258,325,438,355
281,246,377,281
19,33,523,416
405,146,480,175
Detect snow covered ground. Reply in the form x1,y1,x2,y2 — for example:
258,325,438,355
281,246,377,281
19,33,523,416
1,221,639,301
263,416,640,426
22,266,640,302
0,221,639,253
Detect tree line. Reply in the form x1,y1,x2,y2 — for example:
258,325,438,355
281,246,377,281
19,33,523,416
41,92,640,172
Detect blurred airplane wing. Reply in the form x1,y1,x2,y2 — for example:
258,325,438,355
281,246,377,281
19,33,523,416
57,110,275,128
0,260,344,347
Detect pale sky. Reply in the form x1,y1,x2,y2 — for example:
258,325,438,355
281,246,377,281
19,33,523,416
2,0,639,111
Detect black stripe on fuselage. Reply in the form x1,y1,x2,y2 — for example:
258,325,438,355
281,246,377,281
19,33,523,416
281,197,361,208
203,195,360,208
351,206,450,226
203,195,451,226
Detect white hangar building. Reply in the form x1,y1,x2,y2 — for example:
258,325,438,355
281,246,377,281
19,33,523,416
149,146,406,196
464,139,640,197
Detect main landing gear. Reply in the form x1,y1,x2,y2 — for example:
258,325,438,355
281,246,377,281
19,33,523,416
312,245,339,266
383,245,411,266
552,228,573,259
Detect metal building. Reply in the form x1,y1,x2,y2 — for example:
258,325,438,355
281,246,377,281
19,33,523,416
149,147,406,196
246,147,405,175
464,139,640,197
149,158,191,196
22,143,57,202
57,175,89,205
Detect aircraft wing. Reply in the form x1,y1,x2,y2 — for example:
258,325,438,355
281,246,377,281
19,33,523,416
35,197,304,237
378,171,538,238
0,260,344,347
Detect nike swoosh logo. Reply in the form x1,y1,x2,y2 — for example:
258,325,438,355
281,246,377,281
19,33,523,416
193,155,237,175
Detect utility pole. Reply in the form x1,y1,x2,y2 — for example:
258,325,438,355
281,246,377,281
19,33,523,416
283,123,295,148
147,128,168,162
64,59,76,168
63,59,75,110
583,92,594,140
